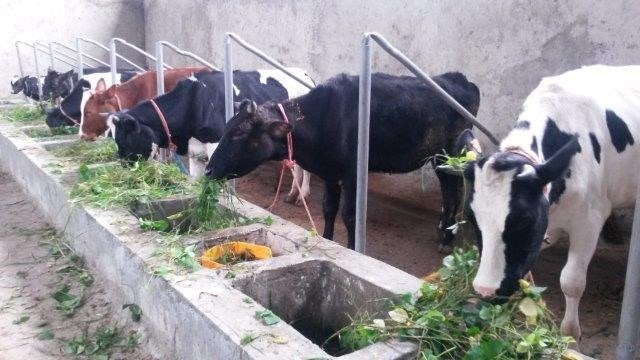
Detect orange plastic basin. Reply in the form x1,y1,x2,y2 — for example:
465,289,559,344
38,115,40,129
200,241,272,269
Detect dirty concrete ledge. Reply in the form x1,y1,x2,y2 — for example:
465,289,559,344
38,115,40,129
0,117,422,359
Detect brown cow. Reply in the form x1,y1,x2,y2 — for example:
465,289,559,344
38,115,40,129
79,67,210,140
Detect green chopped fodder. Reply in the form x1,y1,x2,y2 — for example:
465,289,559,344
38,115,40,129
335,248,573,359
70,161,190,208
51,139,118,163
3,105,45,123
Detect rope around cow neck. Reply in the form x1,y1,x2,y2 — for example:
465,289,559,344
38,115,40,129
267,103,317,235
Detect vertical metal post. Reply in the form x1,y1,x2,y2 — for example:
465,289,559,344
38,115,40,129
224,35,235,190
355,36,372,254
47,43,55,69
224,35,235,124
617,182,640,359
76,38,84,78
155,41,165,95
32,42,43,100
109,39,117,85
15,42,27,101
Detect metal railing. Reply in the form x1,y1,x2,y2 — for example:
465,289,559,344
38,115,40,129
109,37,172,84
354,32,499,253
14,41,44,99
75,37,117,76
223,33,315,124
50,41,100,71
154,40,219,95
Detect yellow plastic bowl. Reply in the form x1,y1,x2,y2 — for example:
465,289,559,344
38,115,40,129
200,241,272,269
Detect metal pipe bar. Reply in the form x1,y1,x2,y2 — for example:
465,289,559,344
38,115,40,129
14,42,27,101
155,42,165,96
110,37,171,84
76,37,113,78
155,40,217,95
224,35,235,190
354,32,501,254
14,41,27,77
226,33,314,90
32,42,43,99
157,41,219,71
616,181,640,359
365,32,499,145
34,42,55,69
355,38,373,254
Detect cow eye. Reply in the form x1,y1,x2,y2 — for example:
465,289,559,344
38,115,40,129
231,129,246,139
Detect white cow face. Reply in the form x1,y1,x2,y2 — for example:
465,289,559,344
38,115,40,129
464,137,580,298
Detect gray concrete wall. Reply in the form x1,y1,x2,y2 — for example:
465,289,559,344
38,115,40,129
144,0,640,141
0,0,145,97
143,0,640,198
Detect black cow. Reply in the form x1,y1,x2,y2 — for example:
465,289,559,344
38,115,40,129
205,72,480,251
42,67,137,102
45,71,138,128
107,69,315,178
10,75,44,101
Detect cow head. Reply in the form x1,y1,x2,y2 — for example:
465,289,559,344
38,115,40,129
10,75,26,94
205,100,291,180
80,79,117,140
45,79,90,128
463,133,580,298
108,112,158,162
43,69,74,100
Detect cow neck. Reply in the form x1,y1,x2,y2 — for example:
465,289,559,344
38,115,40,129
503,146,550,197
281,101,313,169
148,99,176,150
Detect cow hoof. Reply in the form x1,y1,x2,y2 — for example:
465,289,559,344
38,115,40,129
284,193,297,204
438,244,453,254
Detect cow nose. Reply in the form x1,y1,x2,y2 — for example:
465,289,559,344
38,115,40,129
204,168,212,177
473,284,496,298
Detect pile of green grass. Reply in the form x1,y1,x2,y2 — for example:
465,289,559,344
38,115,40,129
51,140,118,164
3,105,45,123
23,125,78,138
335,248,573,359
70,161,190,208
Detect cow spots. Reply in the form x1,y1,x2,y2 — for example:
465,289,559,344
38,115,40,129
515,121,530,129
531,136,538,155
542,118,581,160
605,109,634,153
589,132,601,163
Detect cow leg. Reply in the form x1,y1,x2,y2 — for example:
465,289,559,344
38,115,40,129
322,180,341,240
435,169,461,254
285,165,303,204
559,218,603,341
296,170,312,205
341,177,357,250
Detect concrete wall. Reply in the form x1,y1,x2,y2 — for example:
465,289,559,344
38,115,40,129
0,0,145,97
144,0,640,141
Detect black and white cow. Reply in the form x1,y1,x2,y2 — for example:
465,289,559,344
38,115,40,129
45,72,136,128
463,65,640,341
42,67,137,102
10,75,44,101
205,72,481,251
107,69,314,202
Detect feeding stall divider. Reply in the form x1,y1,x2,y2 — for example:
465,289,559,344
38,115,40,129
154,41,219,95
75,37,116,77
355,32,499,254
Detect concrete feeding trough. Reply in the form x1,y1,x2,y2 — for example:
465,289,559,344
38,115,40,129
0,114,423,359
234,259,401,356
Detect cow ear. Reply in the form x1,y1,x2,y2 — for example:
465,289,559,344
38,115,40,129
95,78,106,92
62,70,74,80
266,121,292,139
105,85,117,98
121,117,140,133
534,136,580,185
